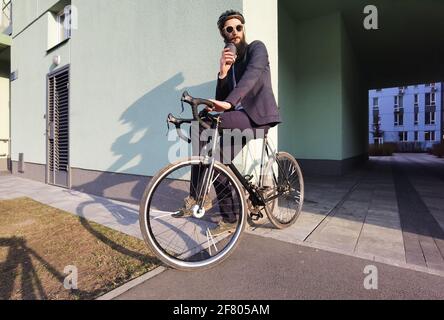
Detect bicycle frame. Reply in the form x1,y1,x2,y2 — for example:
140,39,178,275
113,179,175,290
195,119,280,211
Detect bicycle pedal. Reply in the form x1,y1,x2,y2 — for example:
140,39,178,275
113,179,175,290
249,212,263,222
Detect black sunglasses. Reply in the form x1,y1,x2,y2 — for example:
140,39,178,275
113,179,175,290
224,24,244,34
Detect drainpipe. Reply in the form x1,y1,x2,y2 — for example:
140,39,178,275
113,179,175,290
8,58,11,172
442,82,444,144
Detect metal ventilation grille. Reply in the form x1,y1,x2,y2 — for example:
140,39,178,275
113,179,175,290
54,70,69,171
48,67,69,186
48,76,55,173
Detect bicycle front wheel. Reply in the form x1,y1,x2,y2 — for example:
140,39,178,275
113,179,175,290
263,152,304,229
139,157,247,271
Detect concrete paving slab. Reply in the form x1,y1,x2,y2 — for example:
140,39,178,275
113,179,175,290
355,223,405,262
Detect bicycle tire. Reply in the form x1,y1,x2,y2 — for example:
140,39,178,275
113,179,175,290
263,152,304,229
139,157,247,271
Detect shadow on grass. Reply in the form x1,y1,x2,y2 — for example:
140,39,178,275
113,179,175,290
73,198,158,265
0,237,96,300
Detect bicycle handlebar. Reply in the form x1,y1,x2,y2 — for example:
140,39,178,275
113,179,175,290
181,91,215,130
167,113,193,143
167,91,218,143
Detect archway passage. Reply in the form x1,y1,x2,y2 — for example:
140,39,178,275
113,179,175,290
278,0,444,176
275,0,444,271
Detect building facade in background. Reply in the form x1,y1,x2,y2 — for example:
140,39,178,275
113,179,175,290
369,83,443,149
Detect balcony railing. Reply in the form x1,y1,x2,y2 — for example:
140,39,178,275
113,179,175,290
1,0,12,35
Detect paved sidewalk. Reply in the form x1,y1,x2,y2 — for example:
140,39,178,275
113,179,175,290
0,175,143,240
1,153,444,278
247,156,406,264
247,153,444,273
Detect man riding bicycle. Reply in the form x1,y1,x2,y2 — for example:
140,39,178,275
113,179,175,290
173,9,281,234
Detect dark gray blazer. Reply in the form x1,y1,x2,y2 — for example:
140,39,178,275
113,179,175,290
216,40,281,127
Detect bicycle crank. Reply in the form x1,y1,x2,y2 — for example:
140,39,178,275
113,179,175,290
247,199,264,221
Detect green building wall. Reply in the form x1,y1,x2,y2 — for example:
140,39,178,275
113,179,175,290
68,0,244,177
278,11,343,160
11,0,244,176
278,9,368,174
11,9,71,166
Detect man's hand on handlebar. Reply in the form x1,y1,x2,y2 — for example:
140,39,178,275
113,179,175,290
207,99,232,112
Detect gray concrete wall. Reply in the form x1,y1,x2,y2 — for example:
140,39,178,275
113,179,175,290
71,167,149,204
11,161,46,182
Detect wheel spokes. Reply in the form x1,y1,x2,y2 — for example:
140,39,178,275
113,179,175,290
144,161,244,265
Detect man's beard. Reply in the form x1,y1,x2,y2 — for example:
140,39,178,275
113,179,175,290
225,36,248,60
235,38,248,60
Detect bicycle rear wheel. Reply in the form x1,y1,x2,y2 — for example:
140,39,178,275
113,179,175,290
263,152,304,229
139,157,247,271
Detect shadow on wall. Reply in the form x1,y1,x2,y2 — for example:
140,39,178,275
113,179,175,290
72,72,216,204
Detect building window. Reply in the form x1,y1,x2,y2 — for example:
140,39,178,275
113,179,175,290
414,131,419,141
373,97,379,109
399,132,408,142
374,137,383,145
373,114,380,125
425,93,436,106
414,112,419,125
425,131,436,141
425,112,436,125
56,8,72,43
394,95,403,109
414,94,419,106
394,112,403,126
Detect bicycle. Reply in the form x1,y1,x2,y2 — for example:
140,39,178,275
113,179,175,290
139,92,304,270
